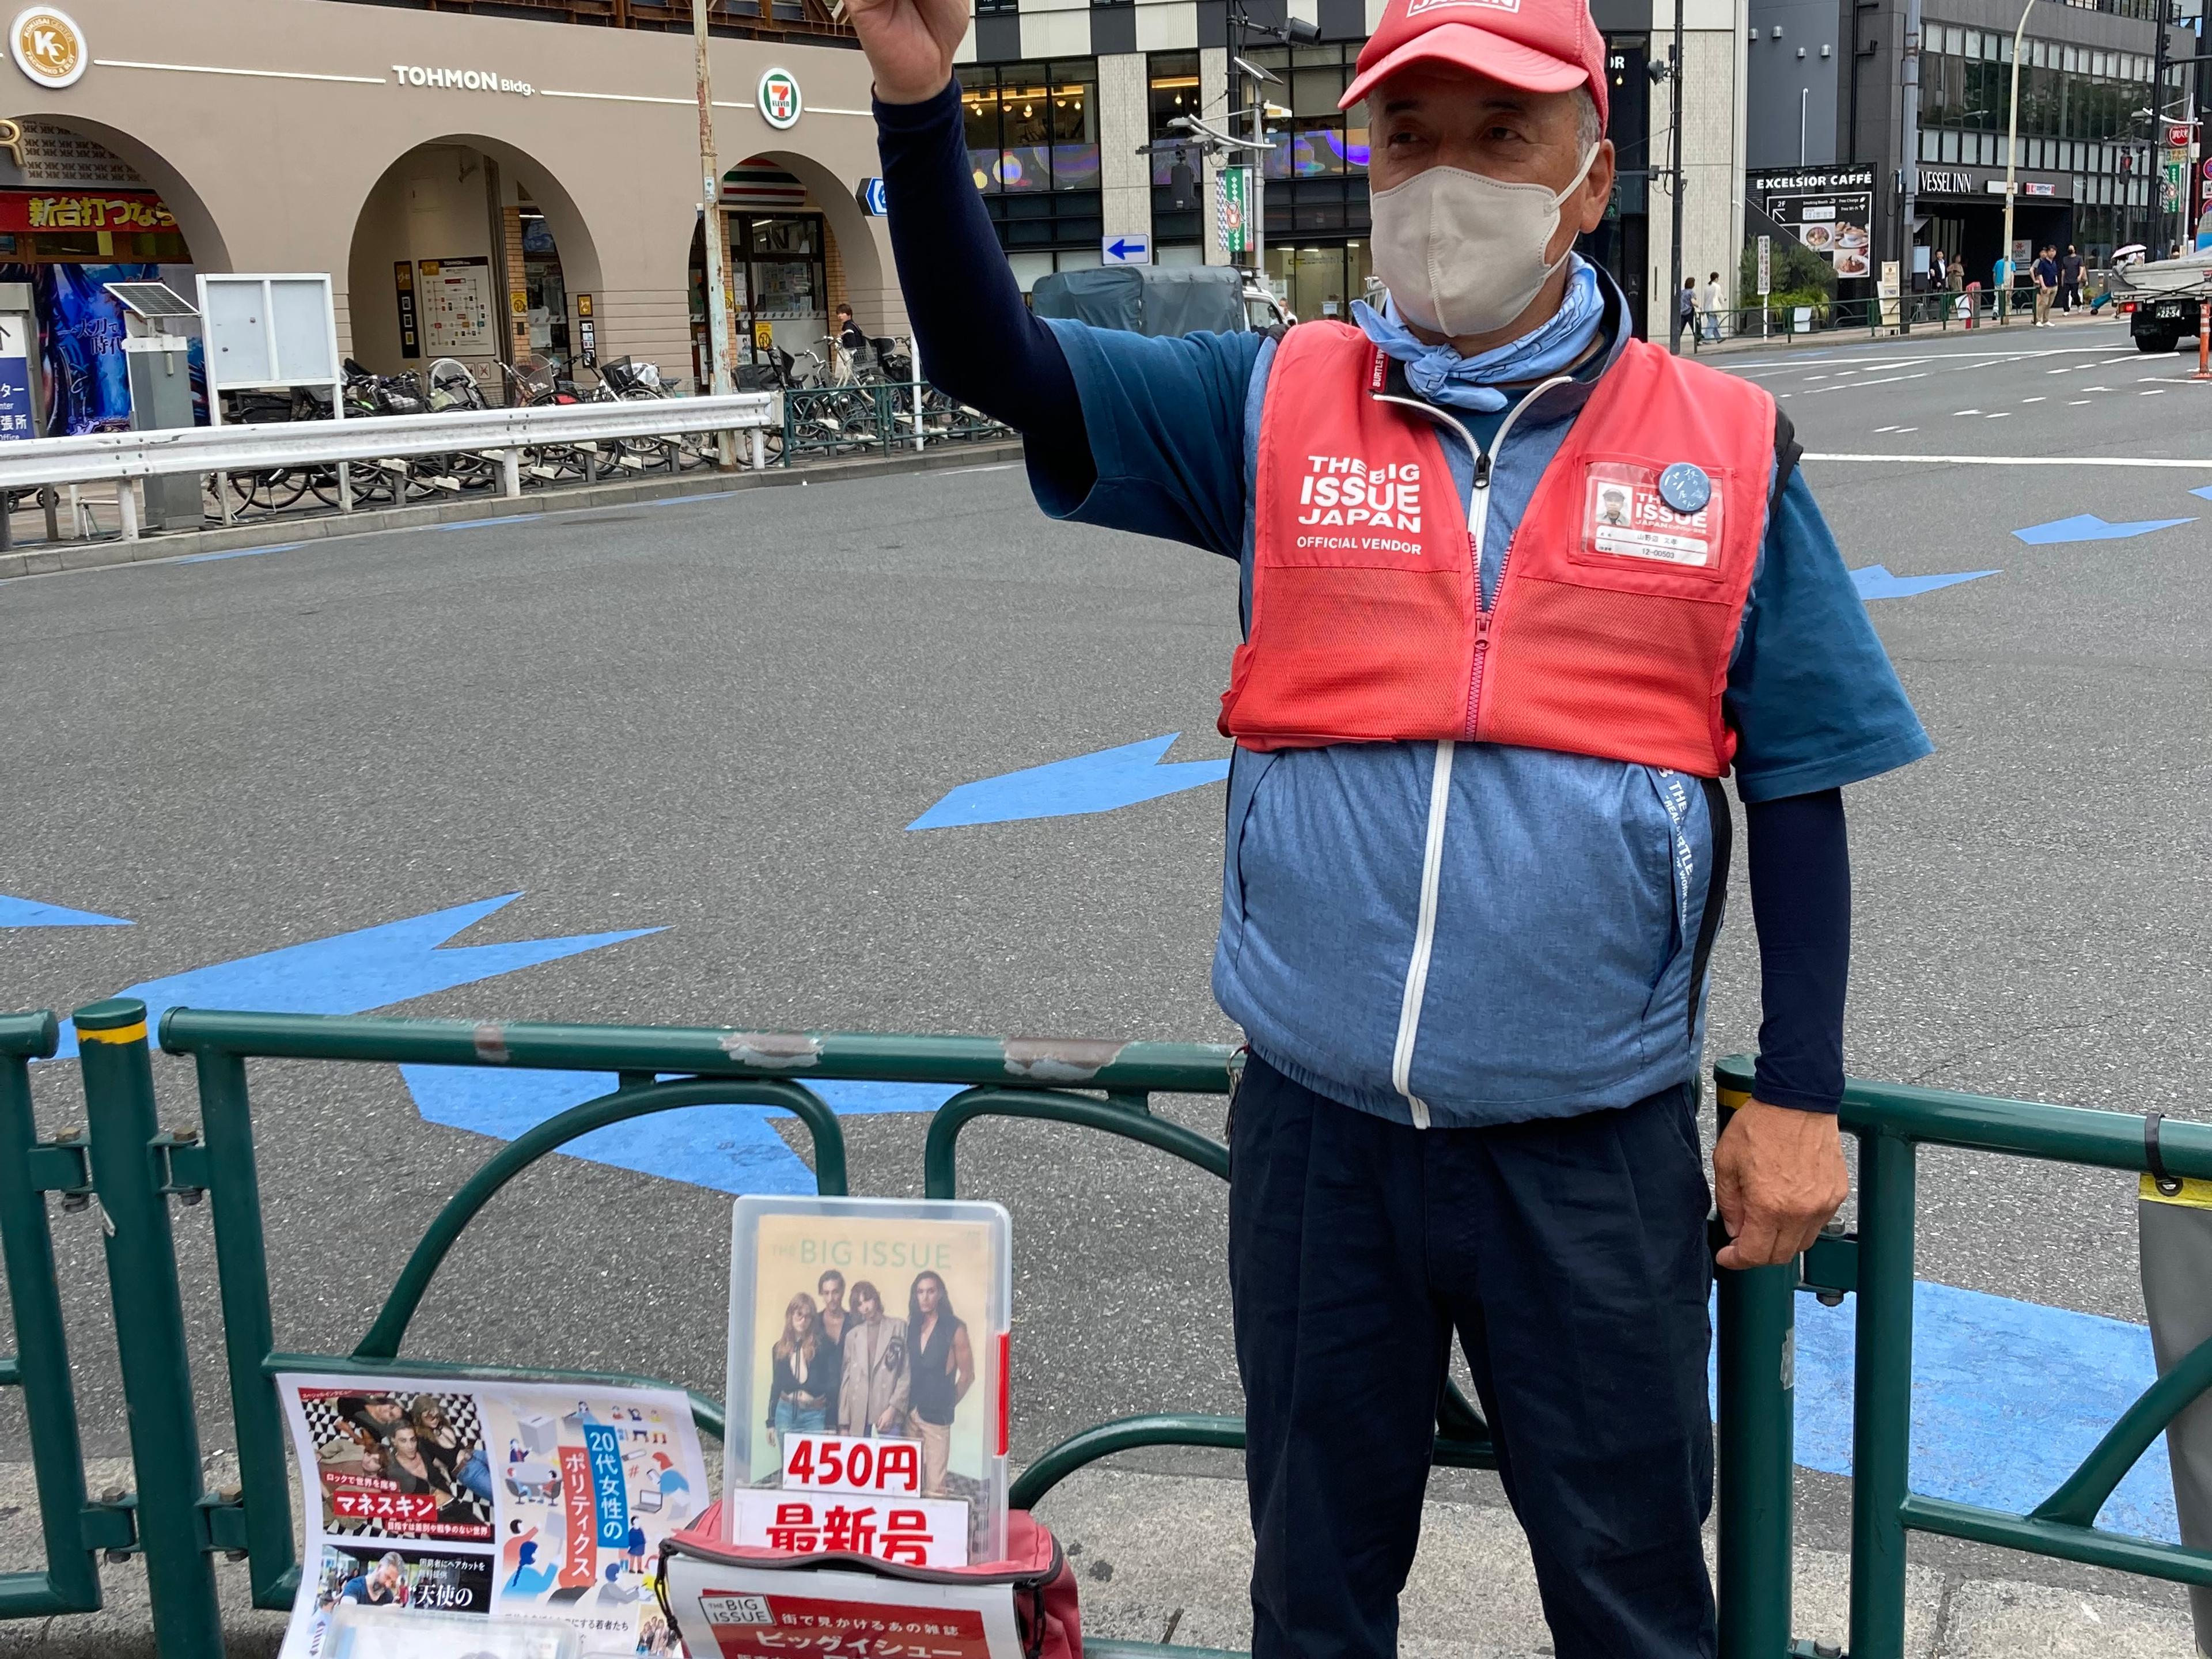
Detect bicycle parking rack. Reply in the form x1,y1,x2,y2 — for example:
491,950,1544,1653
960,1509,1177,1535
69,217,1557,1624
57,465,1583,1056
1,999,2207,1658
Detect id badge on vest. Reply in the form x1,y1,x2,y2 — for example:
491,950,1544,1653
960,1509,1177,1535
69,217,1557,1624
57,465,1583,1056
1580,462,1723,573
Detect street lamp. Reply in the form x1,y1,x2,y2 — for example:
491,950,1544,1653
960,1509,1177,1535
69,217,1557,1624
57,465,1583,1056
1998,0,2033,322
1228,4,1320,293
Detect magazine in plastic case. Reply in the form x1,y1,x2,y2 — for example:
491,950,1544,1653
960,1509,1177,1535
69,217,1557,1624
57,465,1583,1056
725,1196,1012,1567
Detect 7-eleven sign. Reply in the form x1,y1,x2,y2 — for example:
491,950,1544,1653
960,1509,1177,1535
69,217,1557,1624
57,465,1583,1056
758,67,802,130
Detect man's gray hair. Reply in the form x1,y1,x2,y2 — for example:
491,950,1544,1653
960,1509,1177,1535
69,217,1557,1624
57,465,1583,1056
1573,86,1602,151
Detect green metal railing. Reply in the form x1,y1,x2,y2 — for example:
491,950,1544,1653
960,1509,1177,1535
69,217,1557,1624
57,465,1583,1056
0,1011,113,1618
2,998,2209,1659
1714,1056,2212,1659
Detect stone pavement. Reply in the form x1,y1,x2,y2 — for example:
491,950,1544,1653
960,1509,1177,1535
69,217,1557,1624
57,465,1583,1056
1,1460,2196,1657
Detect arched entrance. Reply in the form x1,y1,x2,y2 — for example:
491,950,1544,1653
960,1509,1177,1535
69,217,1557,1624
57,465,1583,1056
346,135,604,399
689,150,889,381
0,112,220,432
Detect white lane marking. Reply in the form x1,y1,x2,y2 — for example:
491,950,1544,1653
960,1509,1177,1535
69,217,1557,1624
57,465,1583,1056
2021,396,2046,403
2067,399,2092,405
2143,388,2167,395
2083,385,2113,391
2101,355,2138,364
1952,408,1983,415
2046,366,2073,373
1805,374,1830,382
1892,426,1918,433
1805,452,2212,467
1985,411,2012,418
1873,425,1901,433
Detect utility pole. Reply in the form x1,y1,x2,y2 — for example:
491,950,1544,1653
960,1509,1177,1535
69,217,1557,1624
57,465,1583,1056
1248,28,1267,286
2153,0,2171,256
1999,0,2033,321
1899,0,1921,321
694,0,737,465
1666,3,1684,353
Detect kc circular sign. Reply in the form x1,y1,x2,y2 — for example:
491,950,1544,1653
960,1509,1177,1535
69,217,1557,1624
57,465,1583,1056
11,5,84,89
757,67,801,130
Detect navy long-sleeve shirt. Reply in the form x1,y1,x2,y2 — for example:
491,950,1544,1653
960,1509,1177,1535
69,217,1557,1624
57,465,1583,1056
877,81,1918,1113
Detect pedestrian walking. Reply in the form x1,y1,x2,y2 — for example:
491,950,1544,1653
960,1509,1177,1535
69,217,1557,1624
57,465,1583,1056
1678,275,1698,347
2060,244,2084,312
1702,270,1725,342
2032,245,2059,326
854,0,1931,1646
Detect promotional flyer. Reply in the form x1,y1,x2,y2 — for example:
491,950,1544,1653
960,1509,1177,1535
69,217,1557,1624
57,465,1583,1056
276,1372,707,1659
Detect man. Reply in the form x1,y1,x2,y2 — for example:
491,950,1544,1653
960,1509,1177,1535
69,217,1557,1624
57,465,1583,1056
2060,243,2085,312
338,1552,407,1607
837,1281,908,1438
815,1268,850,1421
2032,245,2060,327
834,302,869,371
1702,270,1726,343
856,0,1930,1647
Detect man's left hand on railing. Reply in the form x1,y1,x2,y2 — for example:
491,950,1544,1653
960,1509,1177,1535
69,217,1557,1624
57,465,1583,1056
1713,1098,1851,1269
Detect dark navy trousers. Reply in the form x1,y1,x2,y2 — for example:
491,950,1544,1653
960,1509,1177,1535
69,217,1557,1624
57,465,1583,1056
1227,1054,1718,1659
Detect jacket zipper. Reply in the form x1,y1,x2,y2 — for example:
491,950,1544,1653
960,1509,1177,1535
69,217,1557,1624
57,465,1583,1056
1374,377,1571,1127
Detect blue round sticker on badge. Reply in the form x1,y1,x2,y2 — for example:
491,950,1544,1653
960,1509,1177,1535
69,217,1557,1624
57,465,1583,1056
1657,462,1711,515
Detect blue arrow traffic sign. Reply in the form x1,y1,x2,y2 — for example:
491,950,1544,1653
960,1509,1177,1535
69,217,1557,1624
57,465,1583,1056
1850,564,1999,600
1102,234,1151,264
1774,1279,2180,1541
908,734,1230,830
2012,513,2195,545
1,894,131,927
49,892,657,1059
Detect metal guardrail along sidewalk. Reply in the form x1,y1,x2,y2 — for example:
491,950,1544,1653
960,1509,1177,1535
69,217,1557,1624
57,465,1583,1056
0,393,777,540
1,1002,2208,1658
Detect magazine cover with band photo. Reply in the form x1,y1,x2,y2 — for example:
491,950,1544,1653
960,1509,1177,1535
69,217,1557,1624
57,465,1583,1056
725,1196,1011,1567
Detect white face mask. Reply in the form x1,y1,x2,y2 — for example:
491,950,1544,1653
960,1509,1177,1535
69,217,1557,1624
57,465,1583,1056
1369,146,1600,340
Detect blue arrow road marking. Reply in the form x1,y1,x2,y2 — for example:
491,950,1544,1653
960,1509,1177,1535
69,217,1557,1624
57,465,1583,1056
1851,564,1999,600
401,1067,959,1194
1781,1280,2177,1541
1,895,131,928
48,892,658,1059
2012,514,2196,545
909,734,1230,830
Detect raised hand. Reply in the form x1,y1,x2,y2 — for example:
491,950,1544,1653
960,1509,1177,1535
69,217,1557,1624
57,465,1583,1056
844,0,968,104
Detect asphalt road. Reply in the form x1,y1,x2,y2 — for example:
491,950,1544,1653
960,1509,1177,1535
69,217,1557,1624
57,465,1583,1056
2,312,2207,1593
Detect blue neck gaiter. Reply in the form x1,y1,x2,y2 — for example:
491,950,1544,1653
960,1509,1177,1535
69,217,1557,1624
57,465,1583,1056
1352,257,1607,414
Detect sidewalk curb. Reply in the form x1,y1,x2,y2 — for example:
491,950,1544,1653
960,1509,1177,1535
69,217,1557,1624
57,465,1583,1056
0,437,1026,584
1685,310,2118,359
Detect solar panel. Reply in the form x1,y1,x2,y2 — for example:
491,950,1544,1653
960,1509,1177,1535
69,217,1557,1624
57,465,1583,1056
102,282,198,319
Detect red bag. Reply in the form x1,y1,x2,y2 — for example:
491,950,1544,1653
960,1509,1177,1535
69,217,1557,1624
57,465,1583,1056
657,1504,1081,1659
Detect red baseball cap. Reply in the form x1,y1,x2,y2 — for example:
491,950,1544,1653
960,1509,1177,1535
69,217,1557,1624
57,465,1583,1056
1338,0,1609,130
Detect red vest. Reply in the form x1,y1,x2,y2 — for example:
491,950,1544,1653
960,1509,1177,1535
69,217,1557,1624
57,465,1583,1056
1217,323,1777,777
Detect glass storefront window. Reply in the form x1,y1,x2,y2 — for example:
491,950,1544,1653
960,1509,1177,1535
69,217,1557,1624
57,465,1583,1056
1247,44,1364,181
1149,52,1202,191
962,63,1097,192
1264,241,1371,324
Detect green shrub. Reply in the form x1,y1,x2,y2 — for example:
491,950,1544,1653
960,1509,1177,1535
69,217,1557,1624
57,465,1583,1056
1737,239,1837,310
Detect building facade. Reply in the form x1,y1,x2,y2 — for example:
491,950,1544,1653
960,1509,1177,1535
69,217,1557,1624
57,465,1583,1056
1,0,1749,437
0,0,901,427
949,0,1750,342
1747,0,2192,287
